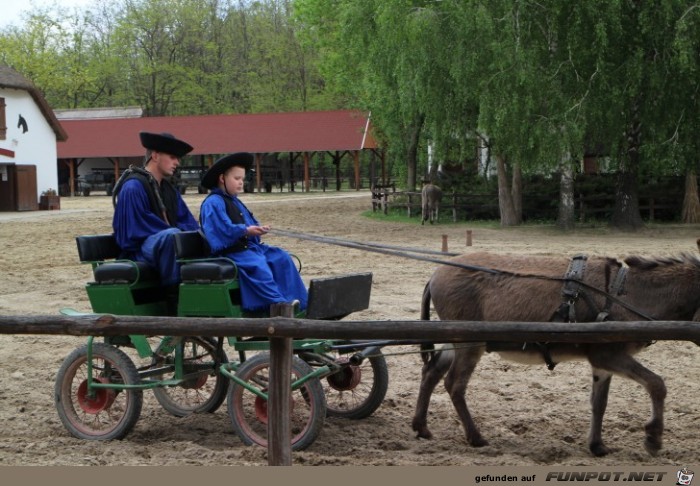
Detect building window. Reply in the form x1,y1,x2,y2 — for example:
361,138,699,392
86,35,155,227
0,97,6,140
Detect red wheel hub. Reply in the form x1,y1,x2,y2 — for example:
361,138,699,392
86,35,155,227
254,395,295,425
77,377,116,414
327,361,362,391
181,373,208,389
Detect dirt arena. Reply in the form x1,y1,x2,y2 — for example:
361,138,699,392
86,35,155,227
0,191,699,466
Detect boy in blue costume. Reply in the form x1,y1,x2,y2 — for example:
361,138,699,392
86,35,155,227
112,132,199,288
199,152,308,313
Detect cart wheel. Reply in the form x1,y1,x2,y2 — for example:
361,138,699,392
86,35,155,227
152,337,229,416
227,352,326,451
324,351,389,419
54,343,143,440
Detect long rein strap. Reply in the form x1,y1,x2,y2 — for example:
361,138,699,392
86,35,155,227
271,228,655,321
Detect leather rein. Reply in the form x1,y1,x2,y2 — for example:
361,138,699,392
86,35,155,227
272,228,655,322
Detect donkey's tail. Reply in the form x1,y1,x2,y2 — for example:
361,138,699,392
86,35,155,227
420,280,435,365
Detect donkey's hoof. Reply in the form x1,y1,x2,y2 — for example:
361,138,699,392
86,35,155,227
469,436,489,448
589,442,611,457
412,422,433,439
644,437,662,456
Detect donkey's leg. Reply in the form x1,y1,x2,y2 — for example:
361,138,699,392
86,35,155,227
588,349,667,456
588,368,613,457
444,347,488,447
412,346,454,439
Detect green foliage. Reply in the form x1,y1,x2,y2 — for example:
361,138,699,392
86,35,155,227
0,0,330,115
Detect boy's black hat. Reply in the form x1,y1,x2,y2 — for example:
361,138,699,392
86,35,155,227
200,152,254,189
139,132,193,158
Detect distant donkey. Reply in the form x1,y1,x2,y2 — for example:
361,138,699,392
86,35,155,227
421,183,442,225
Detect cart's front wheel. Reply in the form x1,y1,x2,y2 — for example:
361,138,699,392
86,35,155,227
55,343,143,440
324,351,388,419
152,337,229,416
227,352,325,451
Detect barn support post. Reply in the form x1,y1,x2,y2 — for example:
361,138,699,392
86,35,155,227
353,150,360,191
303,151,310,193
268,303,293,466
69,159,76,197
113,158,120,190
334,151,342,191
255,153,263,193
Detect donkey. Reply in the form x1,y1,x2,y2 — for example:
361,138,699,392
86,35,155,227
412,251,700,456
421,183,442,225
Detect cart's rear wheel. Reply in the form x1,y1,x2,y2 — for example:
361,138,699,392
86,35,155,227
152,337,228,416
227,352,325,451
55,343,143,440
324,351,388,419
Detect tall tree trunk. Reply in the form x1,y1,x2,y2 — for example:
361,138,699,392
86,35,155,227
405,113,425,191
496,154,518,226
557,155,575,230
511,162,522,224
611,100,644,231
682,168,700,224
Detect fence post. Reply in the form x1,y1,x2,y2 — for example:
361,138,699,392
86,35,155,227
382,191,388,215
442,234,448,253
267,303,293,466
407,193,412,218
466,230,472,247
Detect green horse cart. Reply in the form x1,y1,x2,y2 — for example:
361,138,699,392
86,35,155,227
55,231,388,450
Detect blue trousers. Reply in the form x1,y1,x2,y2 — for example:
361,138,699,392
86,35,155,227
140,228,181,286
227,245,308,312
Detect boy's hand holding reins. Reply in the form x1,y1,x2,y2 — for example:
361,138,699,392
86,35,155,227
245,225,270,236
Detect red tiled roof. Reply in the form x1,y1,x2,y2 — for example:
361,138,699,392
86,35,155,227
57,110,378,159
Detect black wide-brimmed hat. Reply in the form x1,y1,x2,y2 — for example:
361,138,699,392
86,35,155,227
200,152,254,189
139,132,193,158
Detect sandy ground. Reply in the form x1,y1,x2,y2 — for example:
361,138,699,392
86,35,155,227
0,190,699,466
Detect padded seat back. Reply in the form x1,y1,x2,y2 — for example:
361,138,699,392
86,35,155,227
76,234,121,262
76,234,159,284
174,230,211,259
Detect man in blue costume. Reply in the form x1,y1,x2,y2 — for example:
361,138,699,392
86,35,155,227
199,152,308,313
112,132,199,291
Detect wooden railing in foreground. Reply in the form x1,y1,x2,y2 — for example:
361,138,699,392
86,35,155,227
1,314,700,465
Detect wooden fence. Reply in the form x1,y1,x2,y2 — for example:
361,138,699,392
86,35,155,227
1,313,699,465
371,190,678,222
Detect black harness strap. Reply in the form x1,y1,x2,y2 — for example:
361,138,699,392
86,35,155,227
552,254,588,323
596,265,628,322
112,165,179,226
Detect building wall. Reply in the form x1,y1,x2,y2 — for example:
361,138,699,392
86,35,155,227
0,87,58,198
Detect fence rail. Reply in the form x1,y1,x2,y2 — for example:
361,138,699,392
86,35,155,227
371,190,678,222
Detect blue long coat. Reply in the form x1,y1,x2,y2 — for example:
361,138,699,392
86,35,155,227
199,189,308,312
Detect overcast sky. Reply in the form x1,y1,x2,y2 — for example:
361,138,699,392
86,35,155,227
0,0,93,29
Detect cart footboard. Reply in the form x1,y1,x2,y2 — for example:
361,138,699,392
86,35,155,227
306,272,372,320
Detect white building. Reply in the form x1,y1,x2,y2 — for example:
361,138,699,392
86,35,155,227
0,66,67,211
